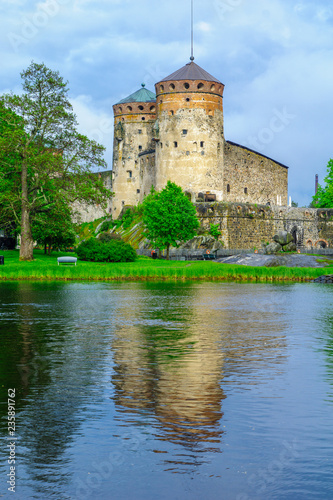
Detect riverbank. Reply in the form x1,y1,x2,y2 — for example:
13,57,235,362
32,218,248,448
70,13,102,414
0,250,331,282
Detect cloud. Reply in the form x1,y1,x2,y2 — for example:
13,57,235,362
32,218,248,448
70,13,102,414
0,0,332,205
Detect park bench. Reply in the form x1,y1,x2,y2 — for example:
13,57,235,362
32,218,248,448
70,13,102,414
57,256,77,266
203,252,216,261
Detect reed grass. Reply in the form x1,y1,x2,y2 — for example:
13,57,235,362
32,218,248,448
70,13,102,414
0,250,329,282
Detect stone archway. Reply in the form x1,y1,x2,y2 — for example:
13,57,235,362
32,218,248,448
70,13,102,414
306,239,313,249
315,239,329,249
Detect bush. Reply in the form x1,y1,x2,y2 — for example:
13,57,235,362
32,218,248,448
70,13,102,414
76,238,136,262
100,220,112,232
98,231,122,243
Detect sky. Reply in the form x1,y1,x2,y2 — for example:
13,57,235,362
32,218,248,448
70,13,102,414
1,0,333,206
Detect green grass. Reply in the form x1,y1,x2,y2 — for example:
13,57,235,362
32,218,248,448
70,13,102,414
0,249,331,282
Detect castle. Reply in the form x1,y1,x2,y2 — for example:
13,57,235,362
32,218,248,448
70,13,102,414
111,59,288,217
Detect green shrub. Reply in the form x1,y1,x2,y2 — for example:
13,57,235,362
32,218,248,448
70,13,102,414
100,220,112,232
98,231,122,243
76,238,136,262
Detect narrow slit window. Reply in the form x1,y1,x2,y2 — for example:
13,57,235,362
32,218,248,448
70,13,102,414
227,184,230,193
200,141,204,148
174,141,178,148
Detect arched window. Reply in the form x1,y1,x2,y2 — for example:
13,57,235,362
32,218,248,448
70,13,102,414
227,184,230,193
197,82,204,89
184,82,190,89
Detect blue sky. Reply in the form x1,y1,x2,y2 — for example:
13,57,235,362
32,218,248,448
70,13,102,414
1,0,333,206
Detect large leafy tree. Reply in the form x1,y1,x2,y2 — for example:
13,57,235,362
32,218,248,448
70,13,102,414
0,62,111,260
312,159,333,208
142,181,199,259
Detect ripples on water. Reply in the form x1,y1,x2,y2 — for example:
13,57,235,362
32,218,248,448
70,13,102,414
0,281,333,499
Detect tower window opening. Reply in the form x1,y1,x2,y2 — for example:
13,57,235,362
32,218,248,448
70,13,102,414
138,145,142,151
160,85,164,92
182,129,188,135
208,110,213,116
160,142,163,148
200,141,204,148
138,129,142,134
127,105,132,111
142,117,145,121
244,187,248,194
174,141,178,148
227,184,230,193
184,82,190,89
169,83,175,90
138,105,144,111
170,110,174,115
137,189,140,194
150,105,155,112
197,82,204,89
127,170,132,178
186,151,190,156
211,84,216,91
186,98,190,102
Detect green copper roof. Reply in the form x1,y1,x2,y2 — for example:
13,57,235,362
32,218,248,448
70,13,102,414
116,84,156,104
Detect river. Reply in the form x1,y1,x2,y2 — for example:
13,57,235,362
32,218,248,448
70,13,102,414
0,281,333,499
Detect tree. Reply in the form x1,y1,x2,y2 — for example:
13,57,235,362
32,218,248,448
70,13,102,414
209,223,221,241
142,181,199,259
32,201,76,254
312,159,333,208
0,62,111,260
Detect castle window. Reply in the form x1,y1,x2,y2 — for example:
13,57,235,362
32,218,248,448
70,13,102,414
244,187,248,194
211,84,216,91
150,105,155,112
201,151,205,156
119,107,123,113
200,141,204,148
182,129,188,135
174,141,178,148
208,110,213,116
127,105,132,111
138,130,142,134
127,170,132,178
138,145,142,150
137,189,140,194
227,184,230,193
138,105,144,111
170,110,174,115
160,142,163,148
186,151,190,156
169,83,175,90
142,117,145,121
122,201,125,205
160,85,164,92
184,82,190,89
186,98,190,102
197,82,204,89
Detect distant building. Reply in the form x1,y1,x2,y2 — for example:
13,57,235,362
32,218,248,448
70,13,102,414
111,60,288,217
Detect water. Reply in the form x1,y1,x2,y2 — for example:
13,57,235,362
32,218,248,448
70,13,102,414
0,281,333,499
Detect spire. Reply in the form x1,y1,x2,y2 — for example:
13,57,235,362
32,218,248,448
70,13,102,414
190,0,194,61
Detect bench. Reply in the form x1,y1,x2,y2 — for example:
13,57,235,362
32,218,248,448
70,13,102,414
203,253,216,260
57,256,77,266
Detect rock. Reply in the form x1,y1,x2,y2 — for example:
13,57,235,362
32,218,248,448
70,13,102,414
273,231,293,246
283,241,297,252
265,241,282,254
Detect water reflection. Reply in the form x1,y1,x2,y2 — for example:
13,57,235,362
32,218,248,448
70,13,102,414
111,283,288,472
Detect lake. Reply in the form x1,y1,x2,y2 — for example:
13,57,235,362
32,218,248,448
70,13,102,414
1,281,333,499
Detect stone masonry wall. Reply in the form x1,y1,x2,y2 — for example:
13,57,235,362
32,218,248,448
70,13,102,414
223,141,288,206
196,202,333,250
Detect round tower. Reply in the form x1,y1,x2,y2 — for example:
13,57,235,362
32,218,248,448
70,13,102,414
112,84,156,217
154,61,224,201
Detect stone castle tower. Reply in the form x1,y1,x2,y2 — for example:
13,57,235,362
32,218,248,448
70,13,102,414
112,60,288,217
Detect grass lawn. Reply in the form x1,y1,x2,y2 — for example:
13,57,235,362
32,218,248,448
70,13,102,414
0,249,331,282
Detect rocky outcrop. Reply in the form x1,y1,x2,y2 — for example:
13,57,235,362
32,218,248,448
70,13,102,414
265,231,296,254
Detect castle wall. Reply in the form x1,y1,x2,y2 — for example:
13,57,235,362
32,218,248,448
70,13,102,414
154,80,224,200
112,102,156,217
196,203,333,250
223,142,288,206
139,151,156,199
